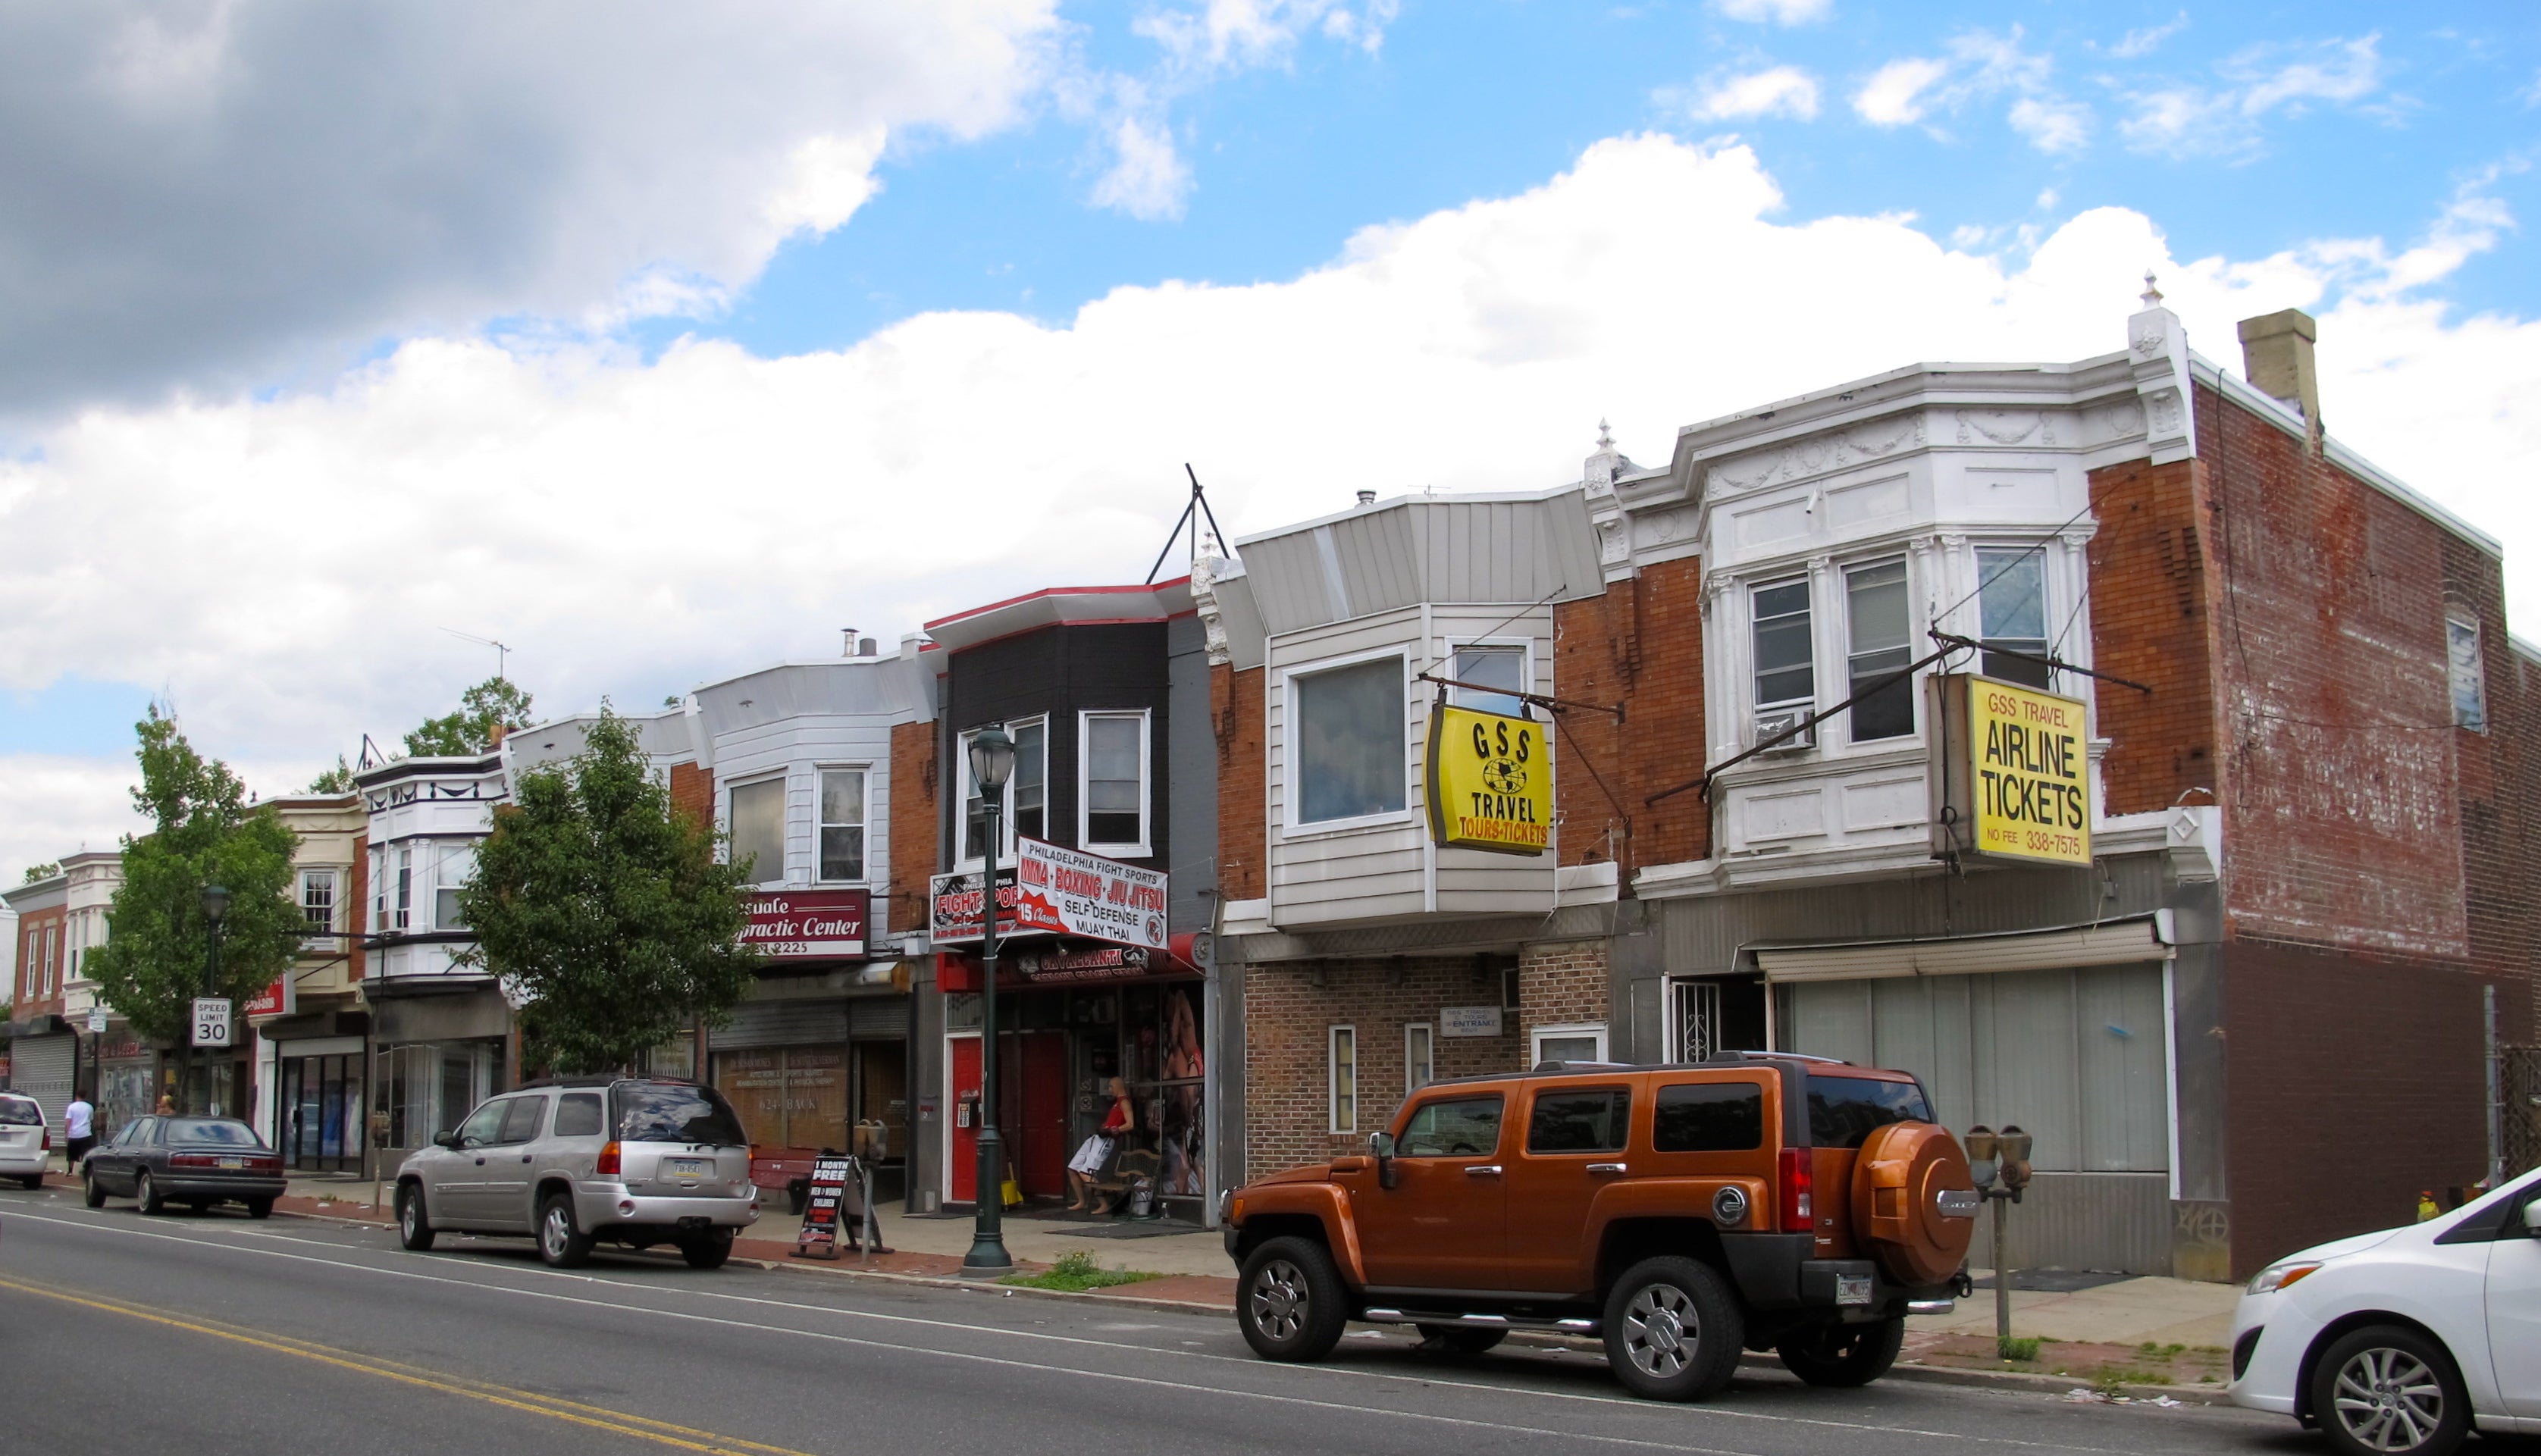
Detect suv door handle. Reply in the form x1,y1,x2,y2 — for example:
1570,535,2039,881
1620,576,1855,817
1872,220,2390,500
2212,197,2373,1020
474,1157,486,1166
1463,1165,1502,1177
520,1154,532,1163
1587,1162,1628,1175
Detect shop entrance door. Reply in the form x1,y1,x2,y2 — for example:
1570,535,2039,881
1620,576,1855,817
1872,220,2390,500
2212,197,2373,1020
948,1034,981,1206
1014,1032,1068,1199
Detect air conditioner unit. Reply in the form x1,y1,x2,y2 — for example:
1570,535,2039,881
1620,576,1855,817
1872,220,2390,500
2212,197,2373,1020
1752,708,1817,753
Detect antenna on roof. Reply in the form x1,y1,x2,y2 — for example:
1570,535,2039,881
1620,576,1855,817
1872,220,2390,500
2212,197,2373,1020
441,627,511,681
1146,464,1235,584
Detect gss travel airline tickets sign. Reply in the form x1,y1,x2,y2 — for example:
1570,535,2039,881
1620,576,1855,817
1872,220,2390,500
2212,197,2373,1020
1426,704,1552,856
1932,673,2091,866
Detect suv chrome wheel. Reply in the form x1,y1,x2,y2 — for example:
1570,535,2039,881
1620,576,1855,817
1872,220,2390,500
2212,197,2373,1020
1234,1235,1347,1363
1250,1258,1308,1339
1601,1255,1744,1401
537,1192,594,1269
1621,1284,1696,1378
2311,1326,2468,1456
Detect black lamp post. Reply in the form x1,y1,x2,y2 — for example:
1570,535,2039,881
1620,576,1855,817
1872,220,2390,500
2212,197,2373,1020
198,884,231,1116
962,725,1017,1274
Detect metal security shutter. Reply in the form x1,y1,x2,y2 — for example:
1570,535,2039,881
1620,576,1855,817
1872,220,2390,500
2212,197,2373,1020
710,998,850,1051
848,995,905,1040
10,1035,74,1137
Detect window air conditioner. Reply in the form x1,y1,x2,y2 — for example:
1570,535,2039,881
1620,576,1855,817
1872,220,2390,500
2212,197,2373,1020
1752,708,1816,753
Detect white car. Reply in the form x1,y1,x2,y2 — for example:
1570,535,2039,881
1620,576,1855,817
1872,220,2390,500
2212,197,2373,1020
0,1094,51,1188
2231,1171,2541,1455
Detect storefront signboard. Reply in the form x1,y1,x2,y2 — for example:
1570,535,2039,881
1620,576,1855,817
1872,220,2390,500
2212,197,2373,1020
243,975,294,1019
792,1154,853,1260
1011,838,1168,949
741,889,869,961
1930,673,2092,866
1440,1006,1505,1038
1425,704,1552,856
929,866,1031,944
1013,943,1173,985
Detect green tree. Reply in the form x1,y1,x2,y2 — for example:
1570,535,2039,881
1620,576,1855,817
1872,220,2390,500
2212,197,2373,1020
88,710,302,1099
459,706,760,1074
405,676,536,756
20,862,61,885
305,755,358,794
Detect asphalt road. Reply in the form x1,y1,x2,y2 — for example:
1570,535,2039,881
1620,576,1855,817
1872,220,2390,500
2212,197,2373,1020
0,1180,2417,1456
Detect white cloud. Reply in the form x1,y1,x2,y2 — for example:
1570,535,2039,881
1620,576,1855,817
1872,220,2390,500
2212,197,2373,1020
0,3,1061,418
2121,34,2389,160
2237,33,2383,115
2109,13,2188,61
1090,116,1195,221
2009,96,2091,154
5,135,2534,869
0,755,149,888
1855,57,1950,126
1715,0,1831,23
1683,65,1822,122
1132,1,1397,72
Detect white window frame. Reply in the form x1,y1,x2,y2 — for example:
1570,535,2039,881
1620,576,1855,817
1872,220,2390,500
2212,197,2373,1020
1076,709,1153,857
814,766,871,885
726,772,790,888
299,868,338,941
1443,638,1533,717
1405,1022,1434,1096
432,844,475,931
1278,648,1415,838
2447,615,2489,734
1841,553,1916,744
955,715,1048,871
1749,575,1816,711
1329,1025,1359,1134
1971,542,2055,689
393,847,412,932
1531,1022,1609,1066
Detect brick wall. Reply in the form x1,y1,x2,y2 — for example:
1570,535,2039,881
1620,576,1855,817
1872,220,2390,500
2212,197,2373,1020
2223,938,2489,1276
2086,455,2223,816
1242,957,1521,1175
1214,663,1266,900
1549,556,1709,875
669,762,715,831
1517,939,1609,1052
2197,382,2471,960
346,834,368,981
887,720,938,934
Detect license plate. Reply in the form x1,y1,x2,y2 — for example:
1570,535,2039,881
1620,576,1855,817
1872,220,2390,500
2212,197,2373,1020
1836,1273,1874,1307
666,1157,709,1181
218,1156,244,1169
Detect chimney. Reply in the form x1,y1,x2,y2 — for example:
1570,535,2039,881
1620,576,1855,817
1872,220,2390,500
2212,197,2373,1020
2236,308,2320,433
1355,490,1377,507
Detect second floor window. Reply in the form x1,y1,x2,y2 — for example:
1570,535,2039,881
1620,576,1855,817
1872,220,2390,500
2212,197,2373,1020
1451,644,1527,716
1082,712,1148,851
434,846,474,929
819,769,866,881
2448,616,2488,732
1846,559,1914,741
1294,656,1405,825
301,870,337,935
729,777,785,885
394,849,412,931
961,720,1046,861
1977,546,2053,690
1752,580,1814,708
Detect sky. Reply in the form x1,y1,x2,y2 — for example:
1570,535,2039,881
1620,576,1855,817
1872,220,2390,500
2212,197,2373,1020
2,0,2537,881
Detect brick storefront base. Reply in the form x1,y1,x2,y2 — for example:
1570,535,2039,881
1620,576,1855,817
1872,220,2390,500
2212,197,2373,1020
1518,939,1612,1057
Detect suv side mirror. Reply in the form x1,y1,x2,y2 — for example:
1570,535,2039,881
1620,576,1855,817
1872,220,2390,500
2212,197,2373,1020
1370,1132,1398,1191
432,1132,459,1149
2523,1196,2540,1235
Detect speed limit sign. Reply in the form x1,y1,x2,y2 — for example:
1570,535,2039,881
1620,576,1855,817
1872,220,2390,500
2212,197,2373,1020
191,997,233,1047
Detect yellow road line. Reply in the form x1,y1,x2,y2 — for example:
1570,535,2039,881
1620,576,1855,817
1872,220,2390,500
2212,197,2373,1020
0,1273,819,1456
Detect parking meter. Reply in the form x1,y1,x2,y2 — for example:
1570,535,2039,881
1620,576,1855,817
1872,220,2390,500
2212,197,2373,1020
1964,1125,2000,1189
1997,1126,2033,1198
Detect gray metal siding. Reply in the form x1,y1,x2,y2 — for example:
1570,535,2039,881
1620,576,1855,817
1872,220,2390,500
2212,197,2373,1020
1982,1172,2173,1275
1167,612,1219,934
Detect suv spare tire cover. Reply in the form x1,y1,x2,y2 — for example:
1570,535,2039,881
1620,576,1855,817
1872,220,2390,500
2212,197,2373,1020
1850,1122,1978,1286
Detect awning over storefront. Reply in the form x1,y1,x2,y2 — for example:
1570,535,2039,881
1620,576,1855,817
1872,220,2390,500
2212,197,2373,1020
1754,917,2164,984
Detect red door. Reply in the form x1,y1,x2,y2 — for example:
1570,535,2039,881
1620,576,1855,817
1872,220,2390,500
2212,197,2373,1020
949,1035,981,1206
1017,1032,1069,1198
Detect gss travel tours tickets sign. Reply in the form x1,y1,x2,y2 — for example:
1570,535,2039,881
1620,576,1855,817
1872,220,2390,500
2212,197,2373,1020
1932,674,2091,866
1426,704,1552,856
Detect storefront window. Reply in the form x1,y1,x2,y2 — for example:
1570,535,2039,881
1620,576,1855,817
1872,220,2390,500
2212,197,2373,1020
713,1046,849,1152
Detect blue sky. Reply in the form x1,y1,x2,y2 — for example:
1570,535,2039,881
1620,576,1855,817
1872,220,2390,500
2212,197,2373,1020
1,0,2536,873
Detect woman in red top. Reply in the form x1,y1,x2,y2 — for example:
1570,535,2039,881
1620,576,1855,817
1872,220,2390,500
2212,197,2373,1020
1066,1077,1133,1213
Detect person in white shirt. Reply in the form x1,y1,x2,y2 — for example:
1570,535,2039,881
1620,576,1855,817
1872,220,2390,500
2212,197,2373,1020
63,1088,96,1173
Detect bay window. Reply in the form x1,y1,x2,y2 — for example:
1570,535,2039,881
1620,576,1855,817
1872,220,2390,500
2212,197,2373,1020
1845,559,1914,741
1293,656,1406,825
1976,546,2052,689
1080,712,1149,853
818,769,866,881
1751,580,1814,708
1449,643,1527,716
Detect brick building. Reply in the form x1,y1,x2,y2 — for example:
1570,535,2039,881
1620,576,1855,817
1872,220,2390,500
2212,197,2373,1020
1203,290,2535,1279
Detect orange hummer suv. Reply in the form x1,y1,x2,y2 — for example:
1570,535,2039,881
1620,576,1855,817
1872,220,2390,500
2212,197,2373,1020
1221,1054,1980,1401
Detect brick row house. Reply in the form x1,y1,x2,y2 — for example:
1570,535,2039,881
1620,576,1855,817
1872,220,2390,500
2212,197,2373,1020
1195,293,2538,1282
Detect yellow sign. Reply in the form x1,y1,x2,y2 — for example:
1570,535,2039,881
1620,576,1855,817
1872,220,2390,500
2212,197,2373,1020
1948,675,2091,865
1427,704,1552,856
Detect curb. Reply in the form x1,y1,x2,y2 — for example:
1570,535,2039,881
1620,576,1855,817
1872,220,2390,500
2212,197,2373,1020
1864,1358,2230,1405
737,1255,1235,1317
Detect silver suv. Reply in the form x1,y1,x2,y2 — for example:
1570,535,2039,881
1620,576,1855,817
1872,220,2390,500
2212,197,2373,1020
393,1078,760,1269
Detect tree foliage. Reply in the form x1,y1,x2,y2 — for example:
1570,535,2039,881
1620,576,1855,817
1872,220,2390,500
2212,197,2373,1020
459,706,759,1074
305,755,358,794
20,862,61,885
88,709,302,1048
405,676,536,756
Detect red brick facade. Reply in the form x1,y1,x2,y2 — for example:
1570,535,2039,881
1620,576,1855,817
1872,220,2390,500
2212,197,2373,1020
1516,939,1610,1053
2086,456,2223,817
10,903,66,1014
1549,556,1710,875
1213,663,1266,900
1242,957,1521,1176
886,719,938,934
669,761,715,832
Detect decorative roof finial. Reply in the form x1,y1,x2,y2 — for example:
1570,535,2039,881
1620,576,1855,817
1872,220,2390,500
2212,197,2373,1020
1596,418,1615,450
2141,270,2163,308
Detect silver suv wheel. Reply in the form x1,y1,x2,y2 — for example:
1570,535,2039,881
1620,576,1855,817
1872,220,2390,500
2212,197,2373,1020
542,1202,573,1260
1249,1257,1308,1341
1620,1282,1696,1379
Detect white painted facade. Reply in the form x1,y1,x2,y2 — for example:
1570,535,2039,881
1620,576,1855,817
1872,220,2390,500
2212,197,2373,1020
58,850,123,1025
357,753,506,985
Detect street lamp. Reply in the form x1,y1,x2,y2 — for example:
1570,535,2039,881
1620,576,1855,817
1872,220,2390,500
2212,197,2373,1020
963,725,1017,1274
198,885,231,1116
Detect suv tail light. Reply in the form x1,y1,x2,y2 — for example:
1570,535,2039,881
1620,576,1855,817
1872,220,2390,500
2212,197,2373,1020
597,1141,622,1176
42,1130,52,1151
1778,1147,1814,1233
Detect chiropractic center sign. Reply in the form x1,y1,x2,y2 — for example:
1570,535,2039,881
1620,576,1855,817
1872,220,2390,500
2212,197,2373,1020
1931,673,2091,866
